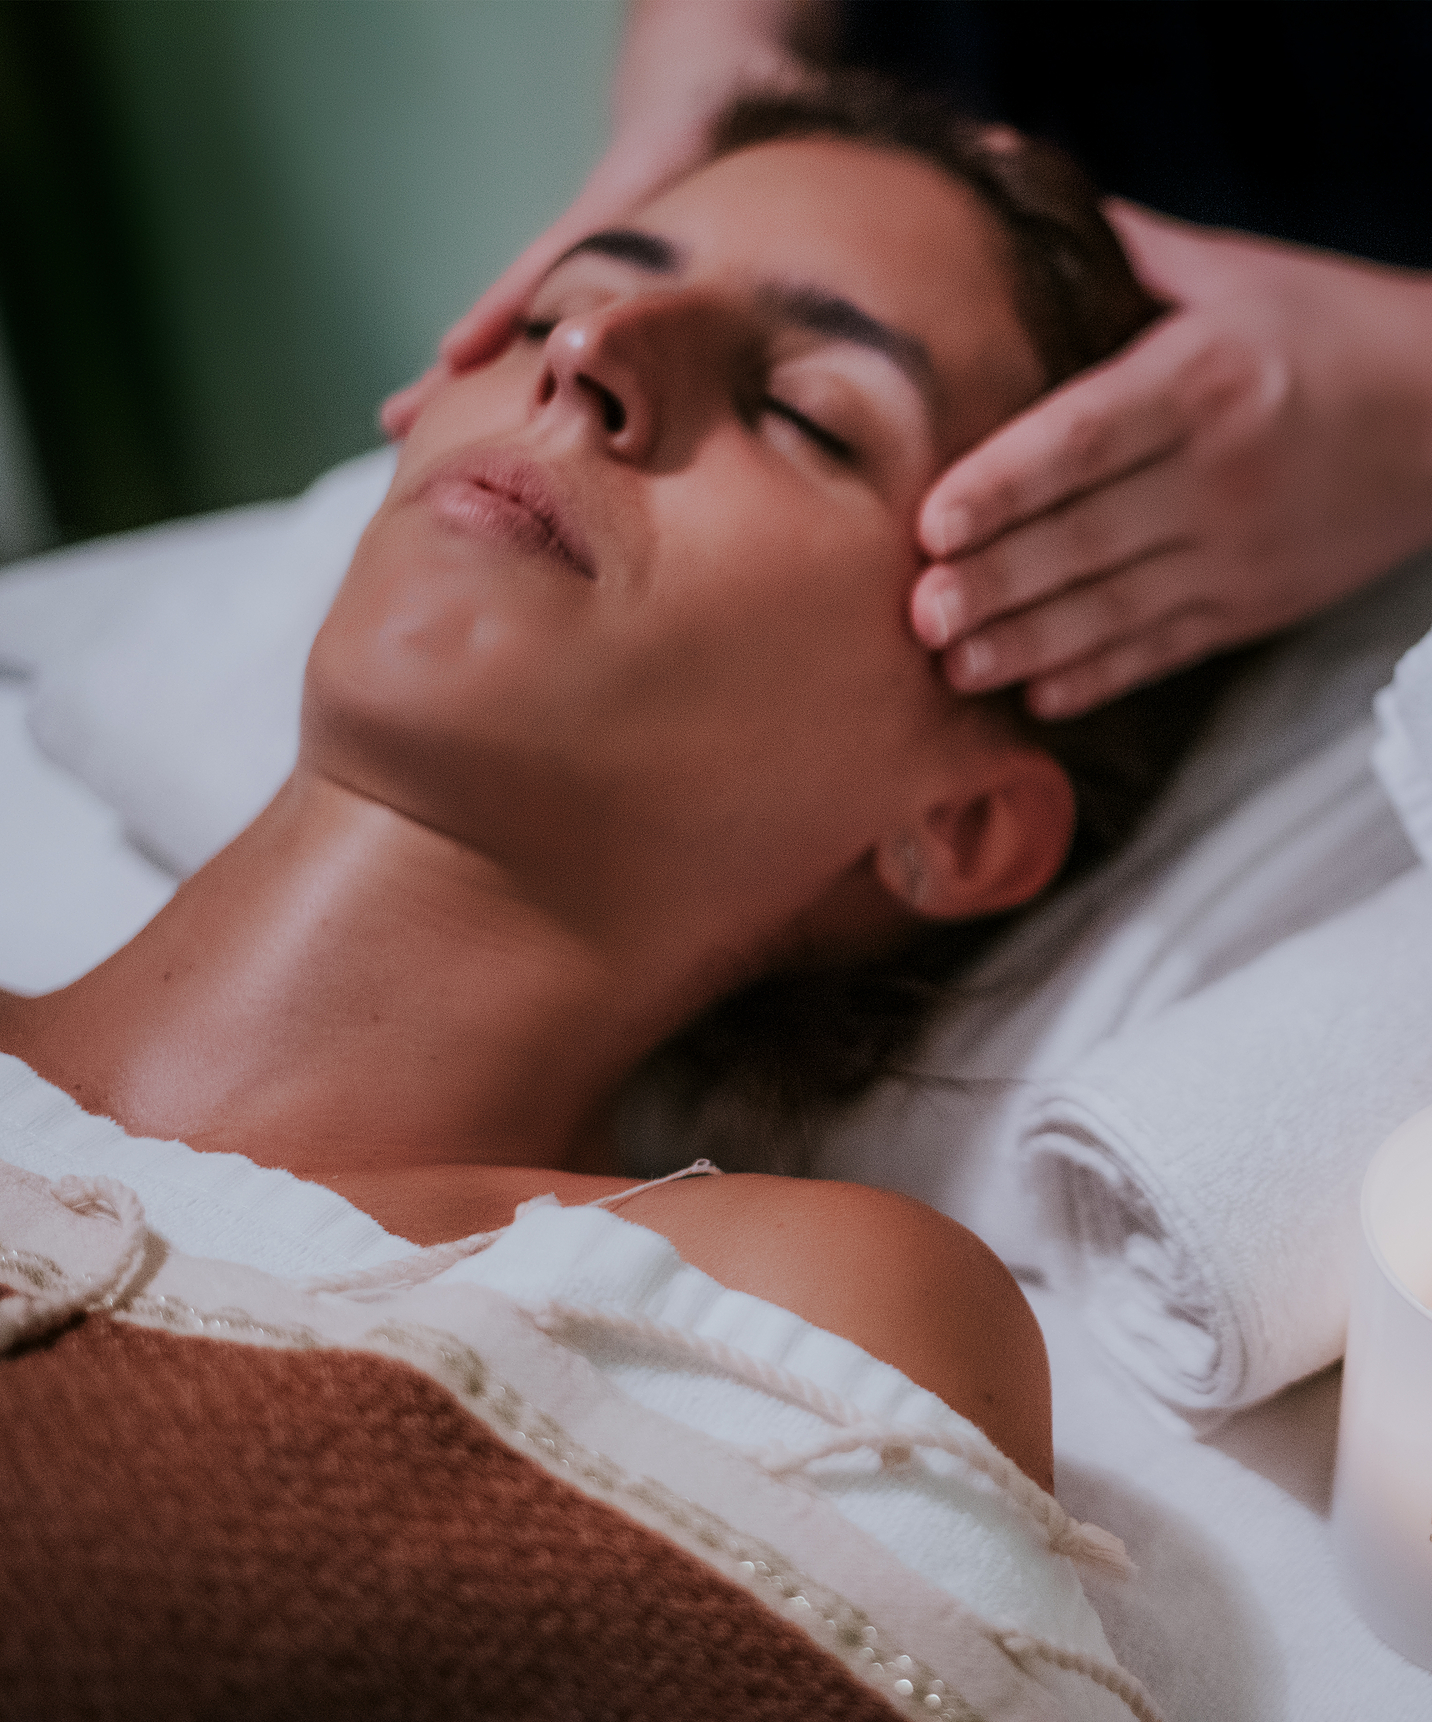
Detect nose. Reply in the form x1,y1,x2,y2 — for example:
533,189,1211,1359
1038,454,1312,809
537,293,725,467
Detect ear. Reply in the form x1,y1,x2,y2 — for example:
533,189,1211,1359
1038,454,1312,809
873,748,1075,920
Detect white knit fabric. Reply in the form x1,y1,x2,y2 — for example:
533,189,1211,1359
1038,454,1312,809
0,1053,416,1279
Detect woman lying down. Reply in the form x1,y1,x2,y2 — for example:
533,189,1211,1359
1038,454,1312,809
0,78,1195,1722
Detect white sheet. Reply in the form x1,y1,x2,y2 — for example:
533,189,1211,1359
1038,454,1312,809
1037,1292,1432,1721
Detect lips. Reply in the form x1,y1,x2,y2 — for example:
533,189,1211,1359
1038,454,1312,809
420,449,595,578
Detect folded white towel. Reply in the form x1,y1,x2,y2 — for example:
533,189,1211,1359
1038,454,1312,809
1020,864,1432,1424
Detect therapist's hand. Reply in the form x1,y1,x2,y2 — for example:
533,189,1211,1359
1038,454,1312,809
381,0,817,439
913,205,1432,717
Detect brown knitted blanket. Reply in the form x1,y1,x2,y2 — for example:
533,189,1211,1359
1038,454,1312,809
1,1316,903,1722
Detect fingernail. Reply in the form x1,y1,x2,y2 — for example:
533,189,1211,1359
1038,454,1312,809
936,503,974,555
1029,680,1070,718
955,636,996,687
378,388,416,438
917,581,964,648
935,584,969,647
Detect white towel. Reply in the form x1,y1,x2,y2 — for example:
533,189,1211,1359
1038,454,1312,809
1020,864,1432,1424
0,680,174,994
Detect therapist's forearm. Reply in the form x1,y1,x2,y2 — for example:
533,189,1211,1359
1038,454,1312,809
615,0,837,141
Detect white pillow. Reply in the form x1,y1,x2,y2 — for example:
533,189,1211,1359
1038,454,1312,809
4,449,395,876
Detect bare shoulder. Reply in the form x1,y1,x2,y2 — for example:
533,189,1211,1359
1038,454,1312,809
618,1173,1053,1489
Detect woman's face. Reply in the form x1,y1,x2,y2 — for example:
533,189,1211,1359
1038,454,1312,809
308,137,1048,951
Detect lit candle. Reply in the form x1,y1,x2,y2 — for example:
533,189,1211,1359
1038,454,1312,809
1332,1105,1432,1669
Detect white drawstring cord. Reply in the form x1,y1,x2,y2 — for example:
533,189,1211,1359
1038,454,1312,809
991,1626,1164,1722
300,1226,508,1296
0,1175,149,1352
300,1160,722,1298
527,1301,1135,1579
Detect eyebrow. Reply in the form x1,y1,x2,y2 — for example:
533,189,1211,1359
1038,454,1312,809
553,228,685,274
550,227,938,403
758,283,937,400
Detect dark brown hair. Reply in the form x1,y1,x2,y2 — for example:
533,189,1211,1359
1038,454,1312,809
618,73,1231,1174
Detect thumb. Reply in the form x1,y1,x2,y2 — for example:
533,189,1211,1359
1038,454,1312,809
440,126,704,375
1103,199,1219,302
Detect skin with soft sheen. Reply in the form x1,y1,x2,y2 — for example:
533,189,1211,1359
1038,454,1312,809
1,139,1075,1490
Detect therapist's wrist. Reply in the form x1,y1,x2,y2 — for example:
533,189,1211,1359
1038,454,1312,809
614,0,827,140
1321,263,1432,553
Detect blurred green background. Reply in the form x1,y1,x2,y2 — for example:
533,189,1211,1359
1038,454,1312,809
0,0,624,555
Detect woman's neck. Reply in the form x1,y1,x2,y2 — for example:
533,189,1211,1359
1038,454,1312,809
0,771,693,1181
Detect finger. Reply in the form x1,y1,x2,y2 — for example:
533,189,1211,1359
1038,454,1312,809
384,131,706,441
1022,606,1224,718
910,562,966,649
438,233,570,372
1102,199,1218,301
918,310,1257,559
917,456,1193,645
439,140,690,373
942,546,1208,693
379,364,445,441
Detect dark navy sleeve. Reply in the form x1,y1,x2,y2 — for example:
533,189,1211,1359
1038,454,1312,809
839,1,1432,267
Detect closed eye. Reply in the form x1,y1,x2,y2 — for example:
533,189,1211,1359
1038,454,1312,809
761,396,854,462
523,319,855,463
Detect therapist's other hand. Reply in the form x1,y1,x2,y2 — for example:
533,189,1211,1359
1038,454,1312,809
379,132,698,439
381,0,817,440
913,205,1432,717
